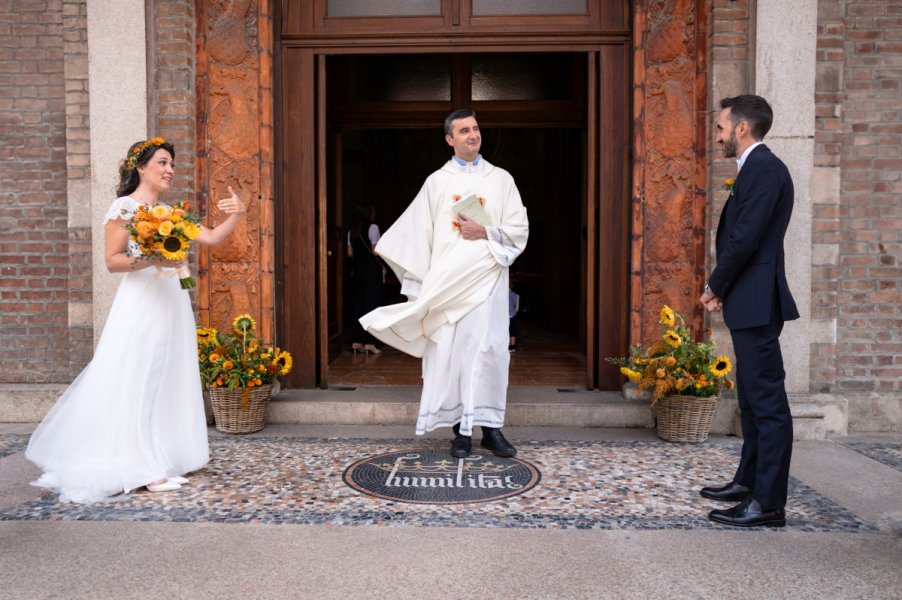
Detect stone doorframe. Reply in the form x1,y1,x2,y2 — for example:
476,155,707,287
194,0,708,383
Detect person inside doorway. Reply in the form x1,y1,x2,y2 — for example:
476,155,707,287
359,109,529,458
346,204,384,354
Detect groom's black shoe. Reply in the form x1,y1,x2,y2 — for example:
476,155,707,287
700,481,753,502
450,423,471,458
480,427,517,457
708,497,786,528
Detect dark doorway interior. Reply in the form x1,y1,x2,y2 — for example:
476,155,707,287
326,53,588,387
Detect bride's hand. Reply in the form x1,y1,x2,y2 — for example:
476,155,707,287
216,186,246,215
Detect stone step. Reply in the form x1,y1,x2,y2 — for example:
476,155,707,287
0,384,741,434
790,402,827,441
730,400,843,441
269,386,656,429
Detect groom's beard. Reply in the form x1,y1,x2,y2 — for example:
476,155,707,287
721,130,738,158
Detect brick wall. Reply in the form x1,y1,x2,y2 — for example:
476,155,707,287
708,0,752,199
831,1,902,393
811,1,846,391
149,0,196,207
62,0,93,378
0,0,197,385
711,0,902,398
813,0,902,394
0,0,71,383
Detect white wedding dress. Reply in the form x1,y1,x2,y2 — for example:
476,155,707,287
25,197,209,503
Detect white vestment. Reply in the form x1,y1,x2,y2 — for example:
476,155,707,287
359,157,528,435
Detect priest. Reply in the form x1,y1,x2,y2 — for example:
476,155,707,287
359,109,529,458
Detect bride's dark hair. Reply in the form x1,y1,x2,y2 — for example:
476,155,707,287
115,138,176,197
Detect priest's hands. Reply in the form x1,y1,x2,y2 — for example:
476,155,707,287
458,214,488,240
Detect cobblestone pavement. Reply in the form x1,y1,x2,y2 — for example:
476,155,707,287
0,435,876,532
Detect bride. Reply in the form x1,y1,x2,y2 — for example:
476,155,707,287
26,138,246,503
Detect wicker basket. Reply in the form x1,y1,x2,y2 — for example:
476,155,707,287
209,383,273,434
653,394,720,443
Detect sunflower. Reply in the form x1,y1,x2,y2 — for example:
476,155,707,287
663,330,681,348
619,367,642,383
196,327,218,345
659,305,675,327
160,234,188,260
233,314,256,335
710,355,732,377
275,351,293,376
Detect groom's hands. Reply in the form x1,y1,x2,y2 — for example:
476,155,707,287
700,285,723,313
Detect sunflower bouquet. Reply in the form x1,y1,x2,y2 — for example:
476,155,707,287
196,314,293,402
607,305,733,405
122,201,202,289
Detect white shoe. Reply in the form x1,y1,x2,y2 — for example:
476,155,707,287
146,481,181,492
167,476,189,485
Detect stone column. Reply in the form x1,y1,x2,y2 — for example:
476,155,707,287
86,0,148,342
752,0,818,394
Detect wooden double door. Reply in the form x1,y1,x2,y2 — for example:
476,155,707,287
277,52,629,388
277,4,632,390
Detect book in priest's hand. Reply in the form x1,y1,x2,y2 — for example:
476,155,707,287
452,194,490,226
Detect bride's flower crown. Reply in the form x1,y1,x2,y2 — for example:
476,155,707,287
126,137,167,171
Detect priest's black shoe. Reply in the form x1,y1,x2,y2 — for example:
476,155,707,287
708,497,786,528
480,426,517,457
700,481,753,502
450,423,471,458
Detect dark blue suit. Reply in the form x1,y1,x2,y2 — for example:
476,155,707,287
708,144,799,510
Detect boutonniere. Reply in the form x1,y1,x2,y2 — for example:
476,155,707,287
723,178,735,195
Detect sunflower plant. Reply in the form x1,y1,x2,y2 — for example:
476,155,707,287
122,201,202,289
607,305,733,405
196,313,293,396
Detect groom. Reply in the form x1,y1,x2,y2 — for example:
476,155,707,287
699,95,799,527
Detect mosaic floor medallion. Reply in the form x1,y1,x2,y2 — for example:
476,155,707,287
343,449,542,504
